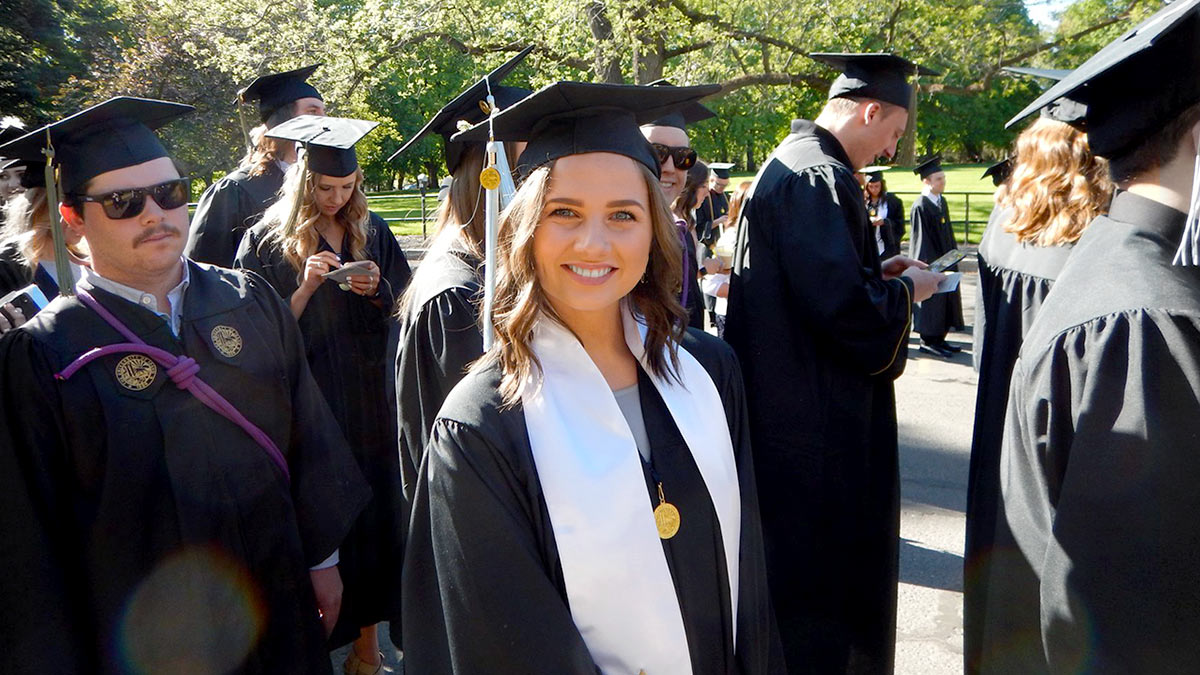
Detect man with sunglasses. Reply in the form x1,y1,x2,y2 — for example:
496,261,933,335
642,104,714,329
186,65,326,267
725,54,945,674
0,97,368,674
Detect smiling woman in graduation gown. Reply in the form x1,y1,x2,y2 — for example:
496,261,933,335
402,81,781,674
234,116,411,655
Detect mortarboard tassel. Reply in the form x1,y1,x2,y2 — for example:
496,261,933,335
1172,151,1200,266
42,131,75,296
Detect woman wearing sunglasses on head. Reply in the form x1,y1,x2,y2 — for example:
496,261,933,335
234,116,411,675
0,161,89,298
401,81,783,674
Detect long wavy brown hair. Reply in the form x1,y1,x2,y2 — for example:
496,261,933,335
1001,117,1112,246
257,162,370,273
483,159,688,405
672,160,709,231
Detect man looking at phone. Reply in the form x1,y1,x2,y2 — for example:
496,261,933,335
910,154,964,358
0,97,368,673
725,54,944,673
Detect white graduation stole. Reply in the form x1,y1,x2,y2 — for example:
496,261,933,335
521,306,741,674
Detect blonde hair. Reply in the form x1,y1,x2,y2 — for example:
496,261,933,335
239,104,298,178
258,162,370,273
483,159,688,405
1001,117,1112,247
1,188,55,268
727,180,753,229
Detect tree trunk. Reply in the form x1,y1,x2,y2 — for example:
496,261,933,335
586,1,624,83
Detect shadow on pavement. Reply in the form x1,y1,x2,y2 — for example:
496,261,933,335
899,538,964,592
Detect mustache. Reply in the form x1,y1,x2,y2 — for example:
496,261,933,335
133,224,182,247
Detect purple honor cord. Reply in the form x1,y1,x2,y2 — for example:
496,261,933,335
677,219,690,308
55,290,290,479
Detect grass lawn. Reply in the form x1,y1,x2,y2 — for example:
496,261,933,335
366,192,438,237
725,163,999,245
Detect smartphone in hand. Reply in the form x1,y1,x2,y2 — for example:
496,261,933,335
928,249,967,273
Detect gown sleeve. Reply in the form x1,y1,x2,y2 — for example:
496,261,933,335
396,287,483,491
242,271,371,566
0,332,91,672
767,169,912,376
1000,310,1200,671
186,179,251,267
369,212,411,309
407,417,598,675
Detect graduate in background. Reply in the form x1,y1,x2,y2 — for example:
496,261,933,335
234,116,411,674
697,161,733,247
863,168,903,258
641,83,720,331
725,53,945,674
0,97,368,674
964,74,1112,675
909,155,964,357
402,81,782,674
392,48,531,506
187,65,327,266
986,0,1200,669
0,159,88,298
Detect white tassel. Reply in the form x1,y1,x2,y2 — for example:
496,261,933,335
1172,151,1200,265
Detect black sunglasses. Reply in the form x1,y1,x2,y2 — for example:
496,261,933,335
73,178,191,219
651,143,698,170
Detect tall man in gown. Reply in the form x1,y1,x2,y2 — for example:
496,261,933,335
726,53,944,674
909,155,964,357
186,65,326,266
0,98,368,674
985,0,1200,670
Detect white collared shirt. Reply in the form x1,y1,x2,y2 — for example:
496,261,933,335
80,258,190,336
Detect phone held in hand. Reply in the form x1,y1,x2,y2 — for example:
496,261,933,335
0,284,51,324
320,260,375,284
928,249,967,274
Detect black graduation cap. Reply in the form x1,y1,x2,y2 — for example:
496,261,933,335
0,118,26,148
859,165,890,183
1006,0,1200,158
0,157,21,171
266,115,379,177
913,155,944,179
1002,66,1087,127
451,81,722,180
237,64,323,124
387,46,534,172
18,159,46,189
810,53,939,110
644,79,718,129
709,161,735,179
0,97,193,194
982,158,1013,186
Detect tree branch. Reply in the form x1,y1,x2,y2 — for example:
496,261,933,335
667,0,809,58
718,71,829,95
663,40,715,59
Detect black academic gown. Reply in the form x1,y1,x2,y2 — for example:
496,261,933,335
402,329,783,674
911,193,964,339
986,191,1200,673
235,212,411,646
0,245,74,301
886,192,905,247
394,245,483,500
679,221,706,330
964,206,1075,674
697,190,730,249
867,196,901,259
725,119,912,675
0,262,369,674
186,162,287,267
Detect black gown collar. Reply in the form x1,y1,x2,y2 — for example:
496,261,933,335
789,119,855,171
1108,190,1188,240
